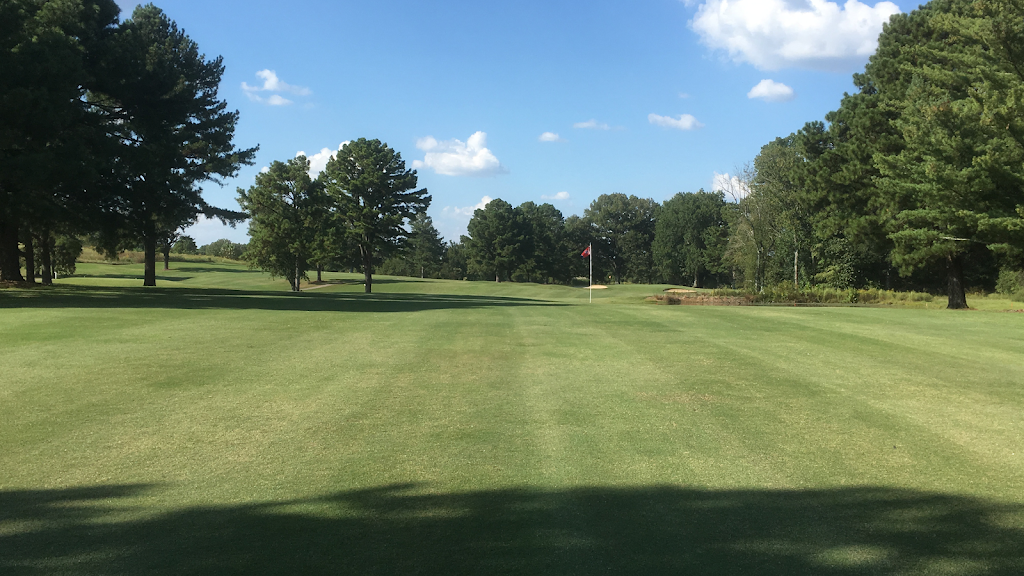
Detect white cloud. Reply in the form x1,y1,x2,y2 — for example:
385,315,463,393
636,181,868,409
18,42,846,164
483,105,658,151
649,113,704,131
182,214,249,246
242,69,311,105
539,132,565,142
541,191,571,201
713,172,751,200
574,119,611,130
747,79,796,102
259,166,270,174
443,196,494,219
412,132,506,177
297,141,351,176
679,92,691,99
690,0,902,71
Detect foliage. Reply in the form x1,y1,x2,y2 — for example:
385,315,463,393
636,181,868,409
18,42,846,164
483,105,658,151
238,156,326,291
321,138,429,293
172,236,199,255
199,239,246,260
466,199,522,282
584,193,659,284
94,4,255,285
653,190,728,287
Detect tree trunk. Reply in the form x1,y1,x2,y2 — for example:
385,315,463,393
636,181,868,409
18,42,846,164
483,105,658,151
40,231,52,285
294,255,300,292
162,243,171,270
361,246,372,294
23,230,35,284
794,247,799,289
0,217,25,282
946,254,968,309
317,265,322,283
143,222,157,287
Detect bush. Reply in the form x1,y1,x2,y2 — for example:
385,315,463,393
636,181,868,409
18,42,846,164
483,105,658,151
710,284,933,305
996,268,1024,296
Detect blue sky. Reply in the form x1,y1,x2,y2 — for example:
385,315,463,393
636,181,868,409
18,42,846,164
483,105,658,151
113,0,923,244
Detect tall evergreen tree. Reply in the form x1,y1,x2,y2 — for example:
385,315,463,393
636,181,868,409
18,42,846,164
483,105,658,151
466,198,521,282
320,138,429,293
0,0,119,282
96,4,255,286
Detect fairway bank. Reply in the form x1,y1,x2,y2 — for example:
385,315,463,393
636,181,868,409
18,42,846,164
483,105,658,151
2,262,1023,575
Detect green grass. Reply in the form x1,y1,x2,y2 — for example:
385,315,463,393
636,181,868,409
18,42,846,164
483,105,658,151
2,262,1023,575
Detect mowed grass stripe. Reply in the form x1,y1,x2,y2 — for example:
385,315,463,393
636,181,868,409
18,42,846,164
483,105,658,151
2,262,1023,575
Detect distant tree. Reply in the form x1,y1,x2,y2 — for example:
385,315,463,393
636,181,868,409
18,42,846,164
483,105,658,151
95,5,255,286
172,236,199,255
653,190,728,287
466,199,522,282
563,215,595,282
439,240,469,280
406,213,445,278
584,194,659,284
512,202,566,283
238,156,325,291
321,139,429,293
199,239,246,260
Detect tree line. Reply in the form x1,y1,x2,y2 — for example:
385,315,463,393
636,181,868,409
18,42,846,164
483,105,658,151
379,191,732,288
1,1,254,286
725,0,1024,308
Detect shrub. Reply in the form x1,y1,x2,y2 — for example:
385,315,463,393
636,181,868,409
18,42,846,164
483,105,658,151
996,268,1024,296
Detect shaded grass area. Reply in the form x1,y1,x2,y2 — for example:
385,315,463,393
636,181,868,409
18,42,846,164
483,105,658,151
2,261,1023,574
2,484,1022,575
0,284,560,313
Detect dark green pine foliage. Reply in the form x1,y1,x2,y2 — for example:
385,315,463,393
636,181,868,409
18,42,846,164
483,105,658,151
96,4,256,286
584,193,659,284
321,138,430,294
238,156,325,291
405,213,445,278
466,198,522,282
513,202,566,283
0,0,120,282
653,190,728,288
873,0,1024,308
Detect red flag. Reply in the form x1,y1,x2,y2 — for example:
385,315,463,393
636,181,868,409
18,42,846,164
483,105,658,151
581,246,591,258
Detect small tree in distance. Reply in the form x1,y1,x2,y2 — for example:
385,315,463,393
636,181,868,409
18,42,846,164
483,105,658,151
238,156,324,291
321,139,430,293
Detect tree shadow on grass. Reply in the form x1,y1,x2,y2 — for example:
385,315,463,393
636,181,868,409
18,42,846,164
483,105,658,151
0,285,562,313
0,483,1020,575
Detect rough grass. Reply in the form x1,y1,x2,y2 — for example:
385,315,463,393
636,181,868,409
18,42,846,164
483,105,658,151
1,262,1023,575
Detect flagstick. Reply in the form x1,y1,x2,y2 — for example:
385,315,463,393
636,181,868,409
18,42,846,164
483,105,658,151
589,243,593,304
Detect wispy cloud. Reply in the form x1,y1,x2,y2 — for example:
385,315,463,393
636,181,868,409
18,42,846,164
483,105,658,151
539,132,565,142
443,196,494,219
412,132,506,177
573,119,611,130
242,69,311,105
649,113,704,131
541,191,571,201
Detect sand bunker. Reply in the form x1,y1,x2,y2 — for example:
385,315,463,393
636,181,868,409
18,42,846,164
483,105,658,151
664,288,696,293
586,285,608,290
